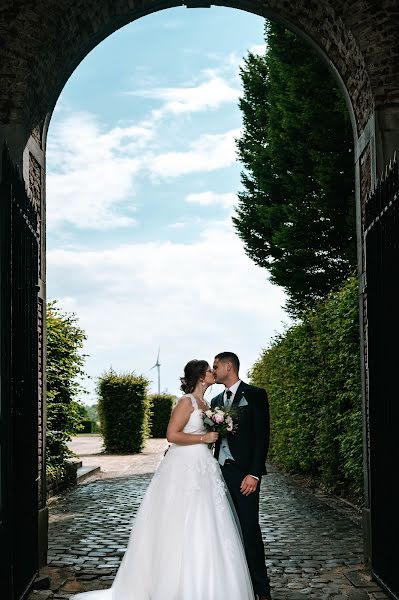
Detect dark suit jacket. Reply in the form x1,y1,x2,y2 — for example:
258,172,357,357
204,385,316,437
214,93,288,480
211,381,270,477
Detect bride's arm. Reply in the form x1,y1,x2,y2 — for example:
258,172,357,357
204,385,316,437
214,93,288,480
166,397,217,446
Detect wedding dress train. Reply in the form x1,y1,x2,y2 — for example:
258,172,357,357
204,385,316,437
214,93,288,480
71,394,255,600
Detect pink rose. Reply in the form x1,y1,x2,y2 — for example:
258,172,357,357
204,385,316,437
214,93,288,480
212,412,225,424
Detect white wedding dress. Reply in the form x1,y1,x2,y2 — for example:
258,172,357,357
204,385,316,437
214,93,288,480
71,394,255,600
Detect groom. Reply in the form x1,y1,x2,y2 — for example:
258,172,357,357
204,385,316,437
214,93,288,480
212,351,271,600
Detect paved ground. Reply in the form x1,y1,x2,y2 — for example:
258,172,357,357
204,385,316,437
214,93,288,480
68,434,167,477
28,435,389,600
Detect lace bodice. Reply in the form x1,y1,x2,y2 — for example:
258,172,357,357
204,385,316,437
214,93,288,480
182,393,207,434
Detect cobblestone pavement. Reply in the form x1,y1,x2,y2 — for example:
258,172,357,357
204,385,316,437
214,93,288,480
28,437,389,600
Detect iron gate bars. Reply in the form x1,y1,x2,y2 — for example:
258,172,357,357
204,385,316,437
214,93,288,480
0,144,40,600
364,154,399,600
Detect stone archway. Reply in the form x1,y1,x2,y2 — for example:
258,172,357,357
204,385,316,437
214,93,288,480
1,2,399,599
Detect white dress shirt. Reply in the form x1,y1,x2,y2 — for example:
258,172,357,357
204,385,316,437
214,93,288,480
224,379,241,408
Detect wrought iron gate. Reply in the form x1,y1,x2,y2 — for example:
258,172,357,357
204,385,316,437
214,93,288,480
365,155,399,599
0,144,40,599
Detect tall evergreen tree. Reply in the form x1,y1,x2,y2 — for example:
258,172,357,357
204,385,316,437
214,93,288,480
235,23,356,315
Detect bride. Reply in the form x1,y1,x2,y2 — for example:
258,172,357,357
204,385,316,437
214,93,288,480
72,359,255,600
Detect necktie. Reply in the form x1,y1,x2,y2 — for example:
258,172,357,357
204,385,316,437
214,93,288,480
225,389,233,409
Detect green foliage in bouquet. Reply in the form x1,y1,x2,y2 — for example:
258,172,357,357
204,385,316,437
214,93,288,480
149,394,176,438
202,407,236,448
98,369,151,453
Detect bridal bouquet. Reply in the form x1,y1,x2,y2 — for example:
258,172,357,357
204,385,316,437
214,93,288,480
202,407,237,449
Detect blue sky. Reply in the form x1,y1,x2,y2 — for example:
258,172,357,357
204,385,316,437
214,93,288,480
46,6,289,403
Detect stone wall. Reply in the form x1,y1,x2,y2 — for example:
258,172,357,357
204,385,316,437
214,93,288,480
0,0,397,140
333,0,399,110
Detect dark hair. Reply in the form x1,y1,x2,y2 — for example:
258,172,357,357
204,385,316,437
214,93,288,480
214,352,240,374
180,359,209,393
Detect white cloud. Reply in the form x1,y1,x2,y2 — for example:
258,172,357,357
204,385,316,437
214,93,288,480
47,219,288,399
185,191,237,209
47,107,241,230
250,43,267,55
168,222,186,229
148,129,240,178
130,75,240,116
47,112,152,230
203,49,266,78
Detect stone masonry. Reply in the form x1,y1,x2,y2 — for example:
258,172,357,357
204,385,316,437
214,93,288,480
0,1,398,139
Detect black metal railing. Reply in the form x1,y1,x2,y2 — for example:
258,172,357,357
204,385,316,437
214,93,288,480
365,153,399,232
364,153,399,600
0,143,40,600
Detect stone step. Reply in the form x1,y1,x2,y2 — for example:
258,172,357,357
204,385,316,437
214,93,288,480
77,465,101,482
66,457,82,469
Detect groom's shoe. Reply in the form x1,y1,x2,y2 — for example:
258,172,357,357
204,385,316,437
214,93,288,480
258,595,271,600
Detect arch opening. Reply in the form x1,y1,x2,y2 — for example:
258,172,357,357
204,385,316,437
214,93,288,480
42,5,368,600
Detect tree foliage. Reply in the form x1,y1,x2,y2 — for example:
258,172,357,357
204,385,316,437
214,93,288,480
250,275,362,503
83,403,99,423
235,22,356,315
46,300,88,477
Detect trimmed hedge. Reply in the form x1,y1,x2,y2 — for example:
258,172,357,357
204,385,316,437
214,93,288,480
251,275,363,503
98,370,151,453
149,394,176,438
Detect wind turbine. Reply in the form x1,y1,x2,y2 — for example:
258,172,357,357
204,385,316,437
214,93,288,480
150,348,161,394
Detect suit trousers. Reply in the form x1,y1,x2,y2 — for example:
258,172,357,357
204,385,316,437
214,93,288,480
221,461,271,597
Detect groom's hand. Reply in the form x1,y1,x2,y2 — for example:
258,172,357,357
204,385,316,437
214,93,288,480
240,475,259,496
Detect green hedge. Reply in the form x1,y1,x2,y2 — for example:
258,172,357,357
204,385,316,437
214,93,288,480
80,419,100,434
149,394,176,438
46,301,88,483
251,275,363,503
98,370,151,453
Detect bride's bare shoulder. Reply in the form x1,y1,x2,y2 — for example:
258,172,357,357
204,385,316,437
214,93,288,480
174,395,193,409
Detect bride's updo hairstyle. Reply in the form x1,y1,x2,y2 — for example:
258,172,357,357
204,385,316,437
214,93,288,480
180,359,209,393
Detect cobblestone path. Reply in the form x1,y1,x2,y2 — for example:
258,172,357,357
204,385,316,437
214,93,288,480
29,462,388,600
